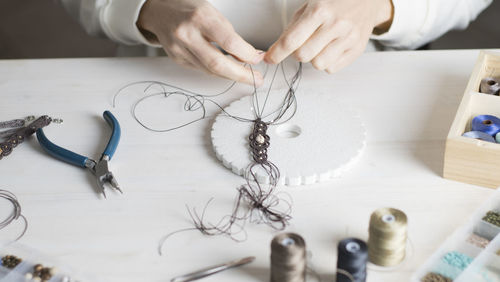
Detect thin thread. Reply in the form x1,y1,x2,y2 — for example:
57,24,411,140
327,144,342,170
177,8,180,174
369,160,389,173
113,64,300,132
368,208,408,267
0,189,28,241
336,269,355,282
186,63,301,239
157,227,199,256
114,62,302,249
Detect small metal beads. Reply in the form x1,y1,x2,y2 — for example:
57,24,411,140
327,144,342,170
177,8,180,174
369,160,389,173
1,255,22,269
482,210,500,227
421,272,452,282
26,263,55,282
466,233,490,249
1,254,81,282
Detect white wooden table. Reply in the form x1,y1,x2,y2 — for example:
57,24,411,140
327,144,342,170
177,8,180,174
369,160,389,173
0,50,497,282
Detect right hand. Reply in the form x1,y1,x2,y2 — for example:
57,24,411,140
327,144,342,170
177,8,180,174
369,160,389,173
137,0,264,85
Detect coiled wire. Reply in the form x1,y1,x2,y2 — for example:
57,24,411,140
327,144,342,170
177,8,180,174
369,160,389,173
0,189,28,241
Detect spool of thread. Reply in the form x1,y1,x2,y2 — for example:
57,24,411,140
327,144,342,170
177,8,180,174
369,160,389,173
336,238,368,282
270,233,307,282
368,208,408,267
471,115,500,136
462,131,496,143
479,77,500,95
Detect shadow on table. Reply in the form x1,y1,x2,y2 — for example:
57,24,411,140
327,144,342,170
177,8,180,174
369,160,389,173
413,73,470,177
238,266,269,282
238,265,337,282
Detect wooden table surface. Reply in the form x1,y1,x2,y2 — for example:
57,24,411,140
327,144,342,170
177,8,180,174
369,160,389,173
0,49,498,282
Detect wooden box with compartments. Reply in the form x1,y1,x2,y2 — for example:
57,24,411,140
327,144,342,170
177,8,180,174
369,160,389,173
444,51,500,188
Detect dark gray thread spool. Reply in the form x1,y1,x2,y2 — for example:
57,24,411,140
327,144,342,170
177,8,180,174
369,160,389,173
479,77,500,95
270,233,307,282
336,238,368,282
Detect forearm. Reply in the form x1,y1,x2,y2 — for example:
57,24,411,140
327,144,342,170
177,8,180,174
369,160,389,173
57,0,155,46
371,0,493,49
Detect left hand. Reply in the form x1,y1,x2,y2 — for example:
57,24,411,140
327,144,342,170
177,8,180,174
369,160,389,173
264,0,393,73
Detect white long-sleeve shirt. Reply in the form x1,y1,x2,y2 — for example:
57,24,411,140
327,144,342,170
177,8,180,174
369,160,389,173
58,0,492,53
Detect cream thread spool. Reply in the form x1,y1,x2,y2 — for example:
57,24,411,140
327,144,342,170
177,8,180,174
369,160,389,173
368,208,408,267
270,233,307,282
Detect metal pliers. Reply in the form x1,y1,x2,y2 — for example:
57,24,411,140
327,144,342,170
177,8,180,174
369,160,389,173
36,111,122,198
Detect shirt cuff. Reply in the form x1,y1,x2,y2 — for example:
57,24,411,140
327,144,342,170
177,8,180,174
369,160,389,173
100,0,161,47
370,0,428,49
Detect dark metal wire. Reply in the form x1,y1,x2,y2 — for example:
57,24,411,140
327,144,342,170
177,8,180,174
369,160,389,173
0,189,28,242
114,62,302,250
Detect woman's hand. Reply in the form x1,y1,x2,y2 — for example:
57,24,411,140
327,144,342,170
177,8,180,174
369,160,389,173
138,0,264,85
265,0,393,73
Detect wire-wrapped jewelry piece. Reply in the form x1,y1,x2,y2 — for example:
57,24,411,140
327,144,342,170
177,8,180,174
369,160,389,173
249,118,270,164
0,116,52,160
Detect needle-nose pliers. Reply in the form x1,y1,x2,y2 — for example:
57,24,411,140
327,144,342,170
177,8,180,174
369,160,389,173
36,111,122,198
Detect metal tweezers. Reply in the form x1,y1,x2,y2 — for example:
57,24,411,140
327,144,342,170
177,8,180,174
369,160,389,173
171,256,255,282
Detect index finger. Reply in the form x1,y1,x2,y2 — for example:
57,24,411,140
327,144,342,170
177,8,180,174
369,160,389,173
265,10,322,64
202,18,263,65
187,34,264,85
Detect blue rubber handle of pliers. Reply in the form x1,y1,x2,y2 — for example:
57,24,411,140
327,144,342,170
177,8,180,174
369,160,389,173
102,110,121,160
36,128,89,168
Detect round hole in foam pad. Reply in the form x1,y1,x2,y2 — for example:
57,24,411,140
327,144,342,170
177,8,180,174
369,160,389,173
276,124,302,138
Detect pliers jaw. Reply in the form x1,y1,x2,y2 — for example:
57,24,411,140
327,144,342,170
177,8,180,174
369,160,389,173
94,155,122,199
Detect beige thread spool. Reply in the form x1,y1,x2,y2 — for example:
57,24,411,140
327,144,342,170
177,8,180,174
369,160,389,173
270,233,307,282
368,208,408,267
